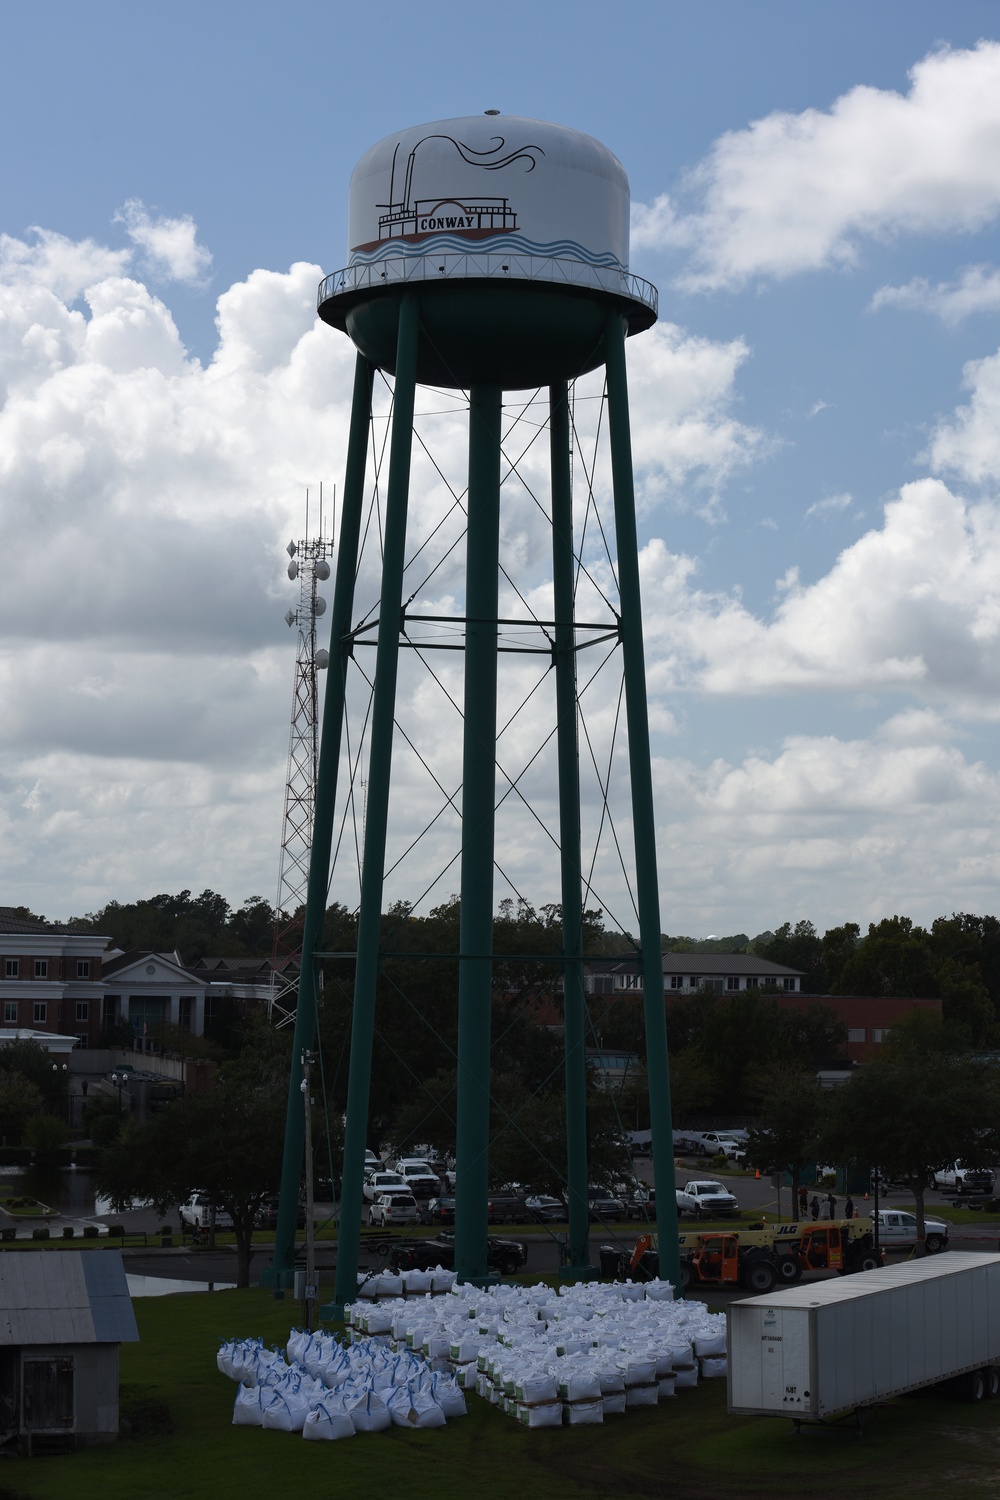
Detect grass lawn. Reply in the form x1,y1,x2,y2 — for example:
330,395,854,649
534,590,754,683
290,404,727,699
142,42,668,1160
2,1286,1000,1500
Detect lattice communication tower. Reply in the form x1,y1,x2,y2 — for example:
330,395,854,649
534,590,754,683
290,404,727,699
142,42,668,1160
270,494,334,1024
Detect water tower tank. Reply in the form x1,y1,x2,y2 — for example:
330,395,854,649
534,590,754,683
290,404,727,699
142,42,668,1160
317,113,657,388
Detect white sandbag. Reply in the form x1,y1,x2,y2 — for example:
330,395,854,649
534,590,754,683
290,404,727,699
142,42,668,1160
377,1272,403,1298
669,1341,694,1368
517,1400,562,1428
625,1384,658,1408
449,1336,482,1364
348,1391,392,1433
431,1267,456,1292
261,1389,311,1433
693,1330,726,1359
404,1269,433,1294
700,1356,727,1379
302,1402,356,1441
563,1399,604,1425
673,1364,698,1389
557,1367,602,1402
657,1373,676,1398
643,1279,674,1302
232,1383,265,1427
515,1371,559,1405
387,1385,448,1429
618,1356,656,1387
432,1373,468,1418
602,1391,627,1416
595,1366,625,1395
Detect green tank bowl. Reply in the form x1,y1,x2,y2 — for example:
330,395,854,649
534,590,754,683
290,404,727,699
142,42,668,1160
318,279,655,389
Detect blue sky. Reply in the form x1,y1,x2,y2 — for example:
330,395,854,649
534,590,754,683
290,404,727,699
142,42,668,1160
4,1,1000,937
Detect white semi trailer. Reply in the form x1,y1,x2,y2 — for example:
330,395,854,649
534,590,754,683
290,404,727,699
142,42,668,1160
729,1252,1000,1424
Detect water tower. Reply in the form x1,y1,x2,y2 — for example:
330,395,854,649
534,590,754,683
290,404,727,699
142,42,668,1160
268,113,681,1307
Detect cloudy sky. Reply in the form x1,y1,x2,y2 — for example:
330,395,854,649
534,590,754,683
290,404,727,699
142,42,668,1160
4,1,1000,939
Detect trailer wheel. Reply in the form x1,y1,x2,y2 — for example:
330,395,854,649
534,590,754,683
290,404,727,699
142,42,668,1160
987,1367,1000,1399
778,1256,802,1283
925,1233,945,1254
746,1259,778,1294
967,1369,987,1403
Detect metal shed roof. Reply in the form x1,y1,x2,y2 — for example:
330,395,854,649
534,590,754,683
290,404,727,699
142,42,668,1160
0,1253,138,1346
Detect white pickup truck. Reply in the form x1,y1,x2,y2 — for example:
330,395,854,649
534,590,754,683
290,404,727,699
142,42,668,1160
675,1179,739,1218
931,1162,995,1195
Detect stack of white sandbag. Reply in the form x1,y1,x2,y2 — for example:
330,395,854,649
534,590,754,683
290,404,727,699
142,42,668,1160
219,1330,467,1439
339,1277,727,1429
353,1265,457,1300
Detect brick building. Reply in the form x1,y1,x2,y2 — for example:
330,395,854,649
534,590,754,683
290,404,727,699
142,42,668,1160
0,909,108,1048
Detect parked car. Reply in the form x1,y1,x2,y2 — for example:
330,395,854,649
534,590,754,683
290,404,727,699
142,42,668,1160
586,1189,626,1222
932,1162,995,1194
487,1193,527,1223
419,1196,456,1226
393,1161,442,1198
254,1197,306,1230
389,1230,527,1278
698,1131,743,1156
524,1195,565,1222
179,1193,233,1230
367,1191,419,1227
873,1208,949,1254
363,1171,407,1202
675,1180,739,1218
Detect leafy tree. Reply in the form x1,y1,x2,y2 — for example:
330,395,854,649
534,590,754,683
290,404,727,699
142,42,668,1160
660,990,845,1111
23,1113,69,1157
752,921,826,993
83,1093,124,1148
0,1039,62,1100
97,1022,289,1285
821,923,861,992
834,916,940,998
0,1074,44,1145
744,1071,828,1200
823,1046,1000,1253
228,896,276,954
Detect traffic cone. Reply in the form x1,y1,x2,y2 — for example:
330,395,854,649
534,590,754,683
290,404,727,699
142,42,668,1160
755,1169,760,1179
864,1190,869,1200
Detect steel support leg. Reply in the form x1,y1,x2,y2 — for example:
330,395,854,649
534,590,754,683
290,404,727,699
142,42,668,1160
604,312,682,1292
332,297,420,1311
550,382,593,1275
266,352,375,1289
454,384,502,1285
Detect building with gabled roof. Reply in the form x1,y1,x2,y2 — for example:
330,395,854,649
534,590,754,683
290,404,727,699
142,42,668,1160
0,1250,138,1454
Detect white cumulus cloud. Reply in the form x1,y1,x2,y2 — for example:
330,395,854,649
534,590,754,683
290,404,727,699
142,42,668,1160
654,41,1000,290
114,198,212,285
871,263,1000,324
638,478,1000,713
929,346,1000,485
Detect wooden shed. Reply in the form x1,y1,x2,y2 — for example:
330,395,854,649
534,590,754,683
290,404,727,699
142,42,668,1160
0,1251,138,1454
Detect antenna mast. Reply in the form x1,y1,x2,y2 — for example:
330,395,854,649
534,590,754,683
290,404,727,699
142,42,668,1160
270,486,334,1024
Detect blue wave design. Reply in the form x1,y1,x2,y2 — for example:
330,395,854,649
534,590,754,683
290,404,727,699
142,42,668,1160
349,234,623,271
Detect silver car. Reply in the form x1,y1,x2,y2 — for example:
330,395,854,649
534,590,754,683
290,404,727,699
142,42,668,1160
367,1190,419,1227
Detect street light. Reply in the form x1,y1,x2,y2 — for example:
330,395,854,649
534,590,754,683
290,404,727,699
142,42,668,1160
110,1073,124,1119
51,1062,68,1124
